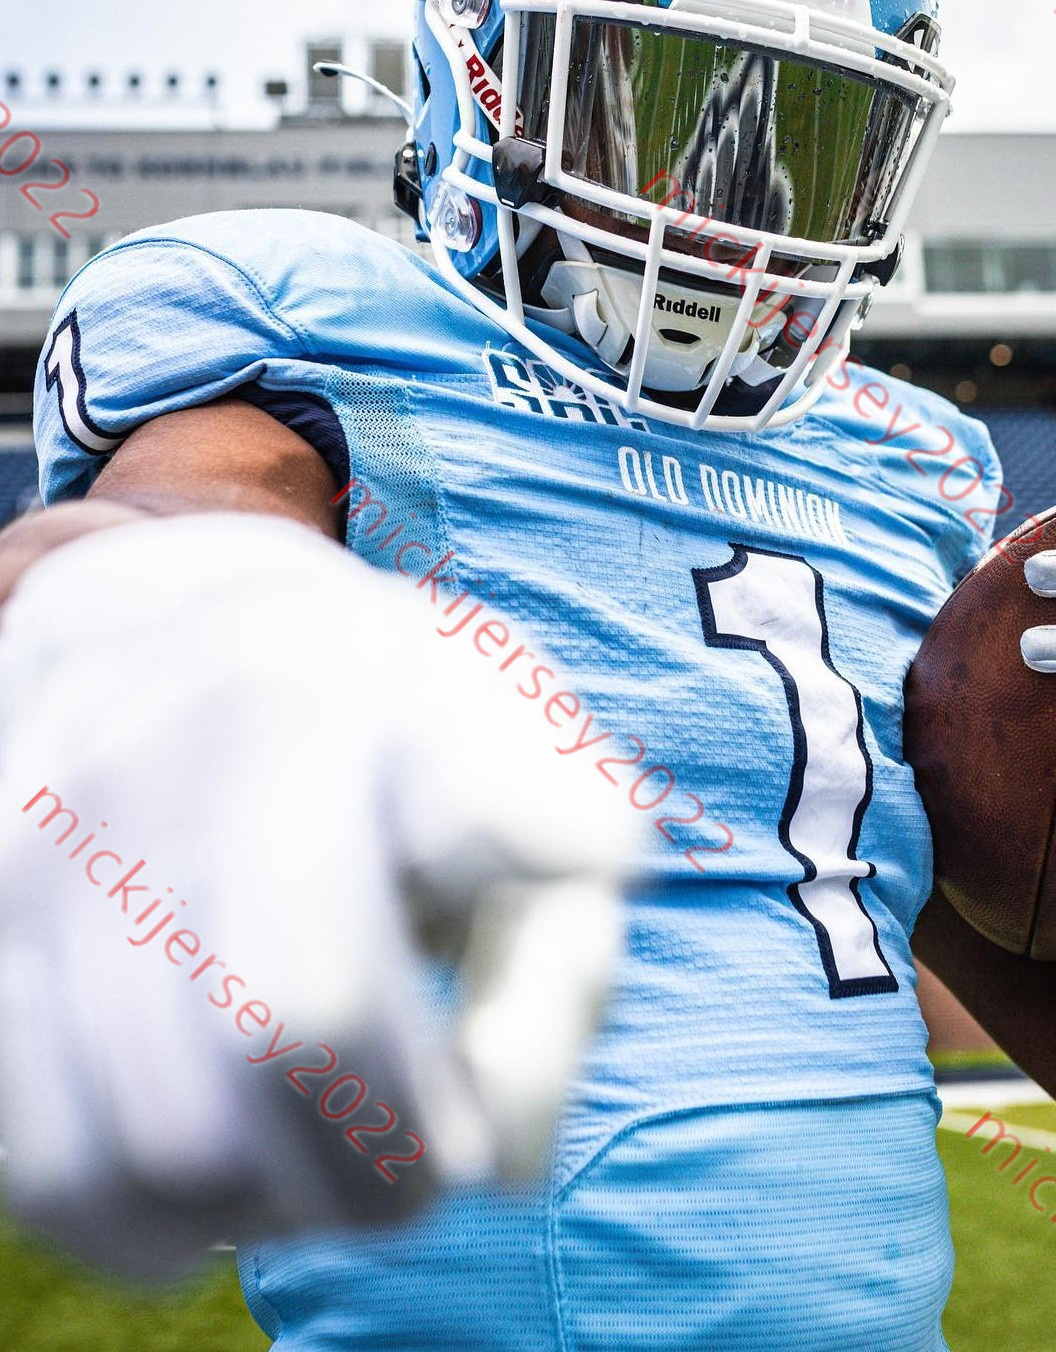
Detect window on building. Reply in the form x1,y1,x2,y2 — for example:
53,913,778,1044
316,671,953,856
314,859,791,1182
924,242,1056,295
924,242,989,294
307,41,343,114
371,42,407,102
52,237,70,287
16,237,35,290
1003,245,1056,294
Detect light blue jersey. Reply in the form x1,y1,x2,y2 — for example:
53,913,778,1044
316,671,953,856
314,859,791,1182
33,210,1000,1348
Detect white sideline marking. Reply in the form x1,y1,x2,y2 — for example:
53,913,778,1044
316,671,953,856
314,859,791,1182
938,1077,1053,1111
940,1109,1056,1153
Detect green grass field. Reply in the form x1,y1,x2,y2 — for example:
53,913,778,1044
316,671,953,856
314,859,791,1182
939,1100,1056,1351
0,1227,267,1352
2,1106,1054,1350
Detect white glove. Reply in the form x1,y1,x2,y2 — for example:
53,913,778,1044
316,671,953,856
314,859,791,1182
0,512,634,1279
1021,552,1056,672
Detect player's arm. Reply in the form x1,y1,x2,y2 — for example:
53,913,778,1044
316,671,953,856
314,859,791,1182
0,397,341,610
82,396,342,533
0,393,631,1277
911,900,1056,1096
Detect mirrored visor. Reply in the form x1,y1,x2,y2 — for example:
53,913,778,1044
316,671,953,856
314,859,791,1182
517,12,927,248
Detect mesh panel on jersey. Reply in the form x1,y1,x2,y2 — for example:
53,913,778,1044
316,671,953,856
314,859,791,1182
324,369,458,582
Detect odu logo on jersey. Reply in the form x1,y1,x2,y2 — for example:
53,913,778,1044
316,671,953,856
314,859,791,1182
484,348,648,431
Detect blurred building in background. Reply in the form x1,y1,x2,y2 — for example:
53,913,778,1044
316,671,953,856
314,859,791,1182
0,39,414,387
861,133,1056,546
0,38,413,514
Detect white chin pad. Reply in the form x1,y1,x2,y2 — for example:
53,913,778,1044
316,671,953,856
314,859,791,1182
1024,551,1056,599
541,259,743,393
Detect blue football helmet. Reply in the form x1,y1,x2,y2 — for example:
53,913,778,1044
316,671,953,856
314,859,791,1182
397,1,951,430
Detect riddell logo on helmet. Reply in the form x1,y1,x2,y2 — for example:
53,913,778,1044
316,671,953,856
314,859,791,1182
448,25,524,136
653,295,722,323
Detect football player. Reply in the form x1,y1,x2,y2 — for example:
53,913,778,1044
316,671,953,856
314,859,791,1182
1,0,1053,1346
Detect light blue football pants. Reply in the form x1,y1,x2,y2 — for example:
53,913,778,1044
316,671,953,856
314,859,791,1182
239,1092,952,1350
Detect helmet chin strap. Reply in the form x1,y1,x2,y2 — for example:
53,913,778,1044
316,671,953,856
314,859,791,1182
532,231,765,395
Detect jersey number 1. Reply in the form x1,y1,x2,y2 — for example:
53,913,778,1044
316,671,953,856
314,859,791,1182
693,547,897,1000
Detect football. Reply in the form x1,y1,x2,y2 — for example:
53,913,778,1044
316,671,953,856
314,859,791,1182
904,507,1056,957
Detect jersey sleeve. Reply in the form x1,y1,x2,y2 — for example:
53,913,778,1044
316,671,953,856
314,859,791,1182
31,210,473,505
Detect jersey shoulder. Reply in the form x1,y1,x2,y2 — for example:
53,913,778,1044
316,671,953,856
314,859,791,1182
808,358,1003,578
33,210,495,504
69,208,478,366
